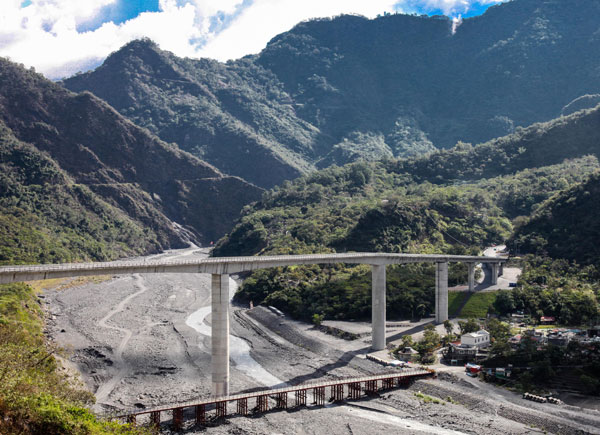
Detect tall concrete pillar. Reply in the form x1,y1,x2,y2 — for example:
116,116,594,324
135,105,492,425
435,262,448,323
468,263,475,292
491,263,499,285
371,264,386,351
211,273,229,397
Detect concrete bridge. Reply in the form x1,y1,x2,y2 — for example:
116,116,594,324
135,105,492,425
0,252,503,397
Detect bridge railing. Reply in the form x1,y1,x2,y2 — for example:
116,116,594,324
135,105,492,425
110,368,435,428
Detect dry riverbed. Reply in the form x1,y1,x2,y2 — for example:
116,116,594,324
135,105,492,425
42,248,600,434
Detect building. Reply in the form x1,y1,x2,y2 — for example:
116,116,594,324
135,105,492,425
547,330,571,347
444,343,476,364
540,316,555,325
461,330,490,348
396,346,419,363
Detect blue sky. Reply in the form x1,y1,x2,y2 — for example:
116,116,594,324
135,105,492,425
1,0,508,79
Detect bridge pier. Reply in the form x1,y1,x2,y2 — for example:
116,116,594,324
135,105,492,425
371,264,386,350
491,263,499,285
435,262,448,323
468,263,475,292
211,273,230,397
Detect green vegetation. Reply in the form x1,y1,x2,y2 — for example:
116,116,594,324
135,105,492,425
0,283,147,434
448,292,469,317
457,318,482,335
413,391,445,405
499,257,599,325
0,56,262,255
512,172,600,265
414,324,442,364
64,0,600,189
484,334,600,395
459,292,499,319
0,125,163,264
217,148,599,322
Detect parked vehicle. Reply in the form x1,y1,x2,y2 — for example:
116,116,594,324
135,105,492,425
465,363,481,376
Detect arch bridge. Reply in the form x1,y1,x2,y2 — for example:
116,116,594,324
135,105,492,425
0,252,503,397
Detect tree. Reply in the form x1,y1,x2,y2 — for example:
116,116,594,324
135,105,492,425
458,318,480,334
416,324,441,364
401,335,414,348
486,318,511,342
443,319,454,336
311,313,324,326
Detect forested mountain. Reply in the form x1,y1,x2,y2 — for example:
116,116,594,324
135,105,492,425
213,104,600,321
512,172,600,265
0,58,262,264
64,39,318,188
64,0,600,189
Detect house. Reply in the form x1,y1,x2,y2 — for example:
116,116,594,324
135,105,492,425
547,331,570,347
509,334,521,348
443,343,478,364
540,316,555,325
461,330,490,348
396,346,419,363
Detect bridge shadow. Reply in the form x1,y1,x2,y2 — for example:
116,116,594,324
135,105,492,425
385,320,435,343
238,307,434,391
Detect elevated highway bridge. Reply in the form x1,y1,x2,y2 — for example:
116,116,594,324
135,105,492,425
0,252,503,397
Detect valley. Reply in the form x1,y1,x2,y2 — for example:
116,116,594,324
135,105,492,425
1,0,600,433
39,247,600,434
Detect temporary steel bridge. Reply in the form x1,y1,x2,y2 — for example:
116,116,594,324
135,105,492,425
115,368,435,429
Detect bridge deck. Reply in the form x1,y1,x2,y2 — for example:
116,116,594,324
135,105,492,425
113,368,434,426
0,252,504,283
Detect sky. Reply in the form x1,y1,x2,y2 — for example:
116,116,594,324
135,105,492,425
0,0,508,79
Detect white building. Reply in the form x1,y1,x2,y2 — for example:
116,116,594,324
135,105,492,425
461,330,490,348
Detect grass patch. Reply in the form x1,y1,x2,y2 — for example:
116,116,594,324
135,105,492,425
459,291,499,318
448,291,469,317
0,282,150,434
414,391,445,404
27,276,111,293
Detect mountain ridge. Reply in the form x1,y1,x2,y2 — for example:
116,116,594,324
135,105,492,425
0,57,263,263
64,0,600,189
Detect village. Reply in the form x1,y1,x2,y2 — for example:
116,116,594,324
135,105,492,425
367,313,600,401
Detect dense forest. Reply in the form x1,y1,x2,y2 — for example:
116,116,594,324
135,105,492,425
215,106,600,323
0,58,262,264
64,0,600,189
511,172,600,265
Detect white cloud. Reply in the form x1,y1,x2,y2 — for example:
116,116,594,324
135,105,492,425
1,0,202,78
197,0,400,62
0,0,506,79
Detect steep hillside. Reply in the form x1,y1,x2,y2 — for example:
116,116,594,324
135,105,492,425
389,104,600,184
64,0,600,188
216,104,600,258
512,172,600,265
212,104,600,321
0,58,262,263
64,39,318,188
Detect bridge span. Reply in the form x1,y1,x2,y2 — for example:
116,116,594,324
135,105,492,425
116,368,435,429
0,252,502,397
